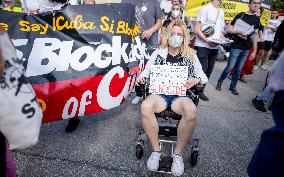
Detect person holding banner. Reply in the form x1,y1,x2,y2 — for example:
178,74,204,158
137,19,207,176
38,0,69,13
216,0,261,95
122,0,163,104
194,0,225,101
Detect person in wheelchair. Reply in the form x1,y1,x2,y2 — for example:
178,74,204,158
136,19,208,176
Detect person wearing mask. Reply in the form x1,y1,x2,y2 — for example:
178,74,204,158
38,0,69,13
162,4,181,29
256,10,281,71
121,0,163,105
4,0,23,12
194,0,225,101
160,0,172,17
216,0,261,95
137,19,207,176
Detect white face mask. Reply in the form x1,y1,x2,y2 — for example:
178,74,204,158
163,2,172,13
168,34,183,48
171,10,180,18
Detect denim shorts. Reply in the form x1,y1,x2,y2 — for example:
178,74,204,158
159,94,194,109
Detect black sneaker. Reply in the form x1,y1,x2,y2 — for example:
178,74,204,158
199,92,209,101
252,97,267,112
65,118,80,132
229,88,239,95
216,82,222,91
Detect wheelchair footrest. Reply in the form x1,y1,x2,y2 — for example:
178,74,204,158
157,156,173,173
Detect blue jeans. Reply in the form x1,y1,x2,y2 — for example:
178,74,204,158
257,86,271,103
218,49,250,89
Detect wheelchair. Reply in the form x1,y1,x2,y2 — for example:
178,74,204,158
135,83,200,174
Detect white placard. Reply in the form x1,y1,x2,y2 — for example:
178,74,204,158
149,65,188,96
234,18,254,39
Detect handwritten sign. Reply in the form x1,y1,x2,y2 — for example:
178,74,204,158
149,65,188,96
234,18,254,39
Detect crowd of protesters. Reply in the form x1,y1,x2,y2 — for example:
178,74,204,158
0,0,284,176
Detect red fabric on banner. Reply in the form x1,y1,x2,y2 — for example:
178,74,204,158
33,71,132,123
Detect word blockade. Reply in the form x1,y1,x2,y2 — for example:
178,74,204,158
149,65,188,96
0,4,143,123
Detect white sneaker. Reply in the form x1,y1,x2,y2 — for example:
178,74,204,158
171,153,184,176
131,96,142,104
147,151,161,171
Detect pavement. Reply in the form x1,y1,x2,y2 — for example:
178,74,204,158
12,60,274,177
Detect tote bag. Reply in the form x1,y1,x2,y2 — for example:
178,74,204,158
0,31,42,150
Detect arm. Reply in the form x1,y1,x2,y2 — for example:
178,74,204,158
141,18,162,40
249,19,261,60
193,54,208,85
227,24,244,36
138,49,159,79
185,54,208,89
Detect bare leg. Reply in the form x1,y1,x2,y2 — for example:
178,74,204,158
171,98,197,155
256,49,264,66
261,50,269,66
141,94,166,151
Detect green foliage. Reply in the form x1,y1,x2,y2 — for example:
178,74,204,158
273,0,284,11
15,0,22,7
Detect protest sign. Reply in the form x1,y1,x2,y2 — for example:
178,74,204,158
149,65,188,96
0,4,147,123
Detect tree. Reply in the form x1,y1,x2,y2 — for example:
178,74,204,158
273,0,284,11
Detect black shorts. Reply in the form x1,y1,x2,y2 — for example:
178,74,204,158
257,42,265,50
263,41,273,51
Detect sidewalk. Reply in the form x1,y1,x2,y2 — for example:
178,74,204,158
12,60,273,177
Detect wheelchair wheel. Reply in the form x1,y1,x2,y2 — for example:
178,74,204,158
136,144,144,159
190,150,199,167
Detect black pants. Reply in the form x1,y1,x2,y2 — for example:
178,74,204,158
195,46,218,92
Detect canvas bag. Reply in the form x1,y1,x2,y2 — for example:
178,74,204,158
0,31,42,150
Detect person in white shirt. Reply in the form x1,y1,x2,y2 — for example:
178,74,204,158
258,10,281,70
137,19,207,176
194,0,225,101
38,0,68,13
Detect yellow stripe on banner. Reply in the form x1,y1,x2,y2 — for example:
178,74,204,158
185,0,271,26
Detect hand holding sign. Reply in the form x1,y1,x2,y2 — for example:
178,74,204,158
185,78,200,89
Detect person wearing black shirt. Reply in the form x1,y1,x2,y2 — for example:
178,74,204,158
216,0,261,95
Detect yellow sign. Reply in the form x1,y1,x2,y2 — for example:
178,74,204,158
185,0,270,26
